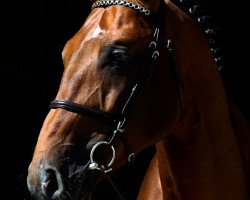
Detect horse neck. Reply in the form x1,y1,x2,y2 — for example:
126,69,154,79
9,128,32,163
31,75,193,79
146,92,249,200
140,1,249,199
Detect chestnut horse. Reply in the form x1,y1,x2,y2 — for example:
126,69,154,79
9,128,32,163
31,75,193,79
27,0,250,199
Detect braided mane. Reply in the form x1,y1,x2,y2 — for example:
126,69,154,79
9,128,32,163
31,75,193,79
172,0,224,71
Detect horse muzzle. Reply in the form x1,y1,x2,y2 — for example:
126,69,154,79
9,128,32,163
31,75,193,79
27,165,64,199
27,158,96,200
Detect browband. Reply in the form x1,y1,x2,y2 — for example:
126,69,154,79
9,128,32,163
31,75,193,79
92,0,150,16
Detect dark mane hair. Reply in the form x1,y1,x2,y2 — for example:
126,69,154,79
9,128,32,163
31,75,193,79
172,0,224,71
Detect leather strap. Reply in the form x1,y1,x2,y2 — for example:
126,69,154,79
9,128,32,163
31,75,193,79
50,100,115,125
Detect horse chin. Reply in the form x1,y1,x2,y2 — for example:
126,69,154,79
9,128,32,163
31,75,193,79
75,189,94,200
66,165,100,200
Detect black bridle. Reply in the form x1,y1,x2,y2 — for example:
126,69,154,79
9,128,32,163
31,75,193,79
50,26,160,173
50,0,162,174
50,0,182,176
49,1,183,199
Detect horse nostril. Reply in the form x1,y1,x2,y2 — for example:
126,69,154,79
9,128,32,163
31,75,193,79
41,169,63,198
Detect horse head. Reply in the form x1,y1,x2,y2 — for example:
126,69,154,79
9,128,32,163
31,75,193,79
26,0,207,199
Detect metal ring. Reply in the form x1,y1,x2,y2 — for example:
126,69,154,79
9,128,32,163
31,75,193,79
145,10,150,15
128,2,133,7
89,141,115,171
134,4,139,9
139,7,144,12
128,152,135,162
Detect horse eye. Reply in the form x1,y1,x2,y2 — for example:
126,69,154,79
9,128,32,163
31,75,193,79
110,49,128,62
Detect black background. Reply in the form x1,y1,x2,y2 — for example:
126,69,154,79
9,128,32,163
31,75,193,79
1,0,249,199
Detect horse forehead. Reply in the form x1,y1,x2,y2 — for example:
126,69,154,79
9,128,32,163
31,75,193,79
63,7,151,65
83,6,148,39
82,25,105,43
